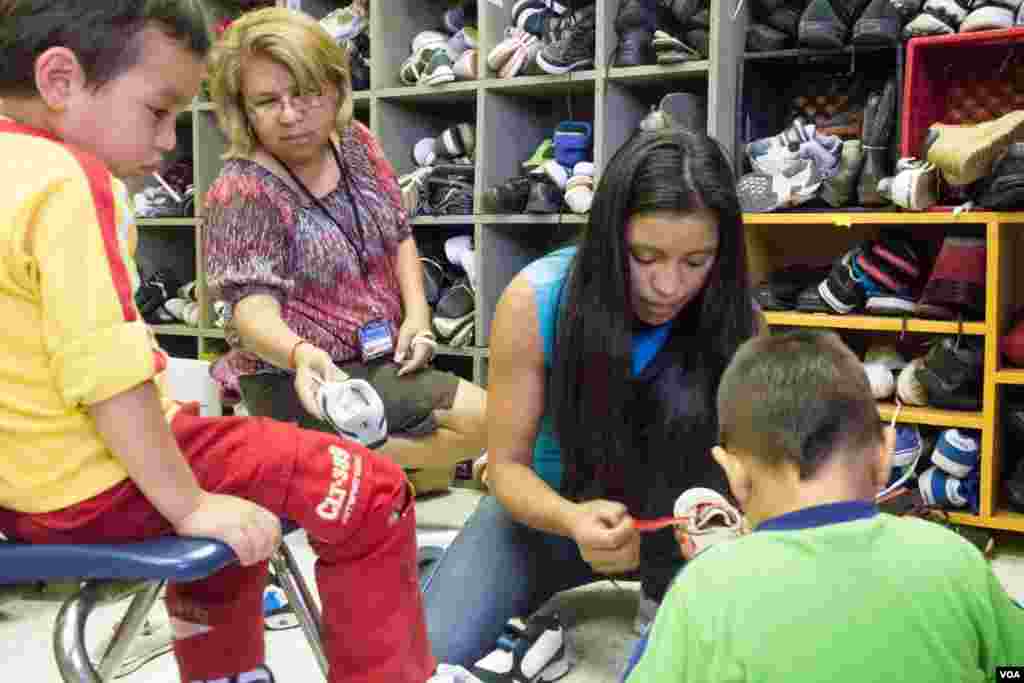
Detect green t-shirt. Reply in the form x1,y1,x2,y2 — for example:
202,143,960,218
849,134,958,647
626,501,1024,683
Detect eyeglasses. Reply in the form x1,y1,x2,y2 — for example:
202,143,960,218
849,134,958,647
245,91,329,119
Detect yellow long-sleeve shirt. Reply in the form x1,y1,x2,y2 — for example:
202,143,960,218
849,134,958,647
0,118,175,513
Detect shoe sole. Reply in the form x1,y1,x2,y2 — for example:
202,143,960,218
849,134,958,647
421,68,456,86
927,111,1024,186
535,52,593,75
818,280,859,314
736,172,782,212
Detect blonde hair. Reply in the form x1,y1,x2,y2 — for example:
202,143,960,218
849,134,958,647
207,7,353,159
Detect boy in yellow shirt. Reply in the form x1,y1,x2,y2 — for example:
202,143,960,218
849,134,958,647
0,3,433,682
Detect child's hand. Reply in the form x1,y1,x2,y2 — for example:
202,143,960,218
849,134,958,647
569,500,641,575
175,493,282,566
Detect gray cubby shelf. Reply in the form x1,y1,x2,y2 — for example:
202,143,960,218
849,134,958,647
153,0,741,379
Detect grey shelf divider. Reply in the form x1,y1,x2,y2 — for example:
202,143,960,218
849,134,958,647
155,0,743,379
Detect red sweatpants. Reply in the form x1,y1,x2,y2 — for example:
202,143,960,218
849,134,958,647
0,409,436,683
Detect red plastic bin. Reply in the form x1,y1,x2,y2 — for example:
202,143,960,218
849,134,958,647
901,28,1024,160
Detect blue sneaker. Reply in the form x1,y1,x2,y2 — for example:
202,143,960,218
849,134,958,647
931,428,980,479
919,465,980,512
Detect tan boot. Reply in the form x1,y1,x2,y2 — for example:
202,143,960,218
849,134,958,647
923,110,1024,186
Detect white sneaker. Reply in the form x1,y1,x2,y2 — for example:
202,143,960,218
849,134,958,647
672,488,743,559
736,158,822,212
878,158,939,211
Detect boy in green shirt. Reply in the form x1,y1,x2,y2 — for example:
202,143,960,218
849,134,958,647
626,330,1024,683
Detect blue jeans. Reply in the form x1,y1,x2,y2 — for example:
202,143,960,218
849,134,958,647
421,495,601,666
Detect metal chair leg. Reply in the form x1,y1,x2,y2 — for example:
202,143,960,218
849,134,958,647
54,579,163,683
271,544,328,678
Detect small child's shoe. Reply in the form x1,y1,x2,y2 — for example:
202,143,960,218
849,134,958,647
672,487,743,559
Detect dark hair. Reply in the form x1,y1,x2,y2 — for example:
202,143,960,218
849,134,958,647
550,128,756,501
0,1,210,96
717,330,885,480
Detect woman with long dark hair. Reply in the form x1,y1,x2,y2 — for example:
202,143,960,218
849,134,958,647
422,128,762,666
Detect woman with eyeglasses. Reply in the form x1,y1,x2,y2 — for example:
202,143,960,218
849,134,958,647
203,8,487,488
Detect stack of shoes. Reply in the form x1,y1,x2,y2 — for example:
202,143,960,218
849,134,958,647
919,428,982,513
564,161,595,214
487,27,544,78
135,159,195,219
405,123,476,217
798,0,903,49
901,0,1020,37
445,234,478,292
427,164,476,217
747,0,805,51
322,4,372,90
878,424,925,498
737,117,842,211
614,0,707,67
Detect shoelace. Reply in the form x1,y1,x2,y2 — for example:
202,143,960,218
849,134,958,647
633,502,741,534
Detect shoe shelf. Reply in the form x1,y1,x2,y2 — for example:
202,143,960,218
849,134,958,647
605,61,710,84
410,216,476,226
763,312,987,336
876,403,985,430
137,218,199,228
748,207,1024,531
995,370,1024,385
742,44,897,61
474,214,588,224
151,324,201,338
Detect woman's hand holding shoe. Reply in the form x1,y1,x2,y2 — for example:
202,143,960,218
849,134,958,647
292,342,346,419
569,499,641,575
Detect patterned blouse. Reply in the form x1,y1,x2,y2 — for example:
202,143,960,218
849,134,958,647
204,121,411,396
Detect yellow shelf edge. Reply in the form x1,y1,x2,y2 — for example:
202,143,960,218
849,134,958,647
876,403,984,429
995,369,1024,385
764,312,986,335
743,211,1008,226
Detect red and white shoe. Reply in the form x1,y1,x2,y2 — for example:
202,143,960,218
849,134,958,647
672,488,744,560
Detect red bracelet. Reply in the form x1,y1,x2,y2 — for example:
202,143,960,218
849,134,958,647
289,340,310,370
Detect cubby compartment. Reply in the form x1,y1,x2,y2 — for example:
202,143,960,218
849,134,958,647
601,79,708,168
736,46,902,187
370,0,461,90
995,218,1024,375
477,222,575,347
478,87,595,206
376,95,478,178
415,225,480,353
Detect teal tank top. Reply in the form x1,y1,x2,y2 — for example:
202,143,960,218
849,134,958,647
520,246,672,489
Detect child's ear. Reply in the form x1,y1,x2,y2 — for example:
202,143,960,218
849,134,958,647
712,445,751,509
34,47,85,113
873,425,896,491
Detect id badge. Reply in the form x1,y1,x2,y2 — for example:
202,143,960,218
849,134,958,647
358,319,394,363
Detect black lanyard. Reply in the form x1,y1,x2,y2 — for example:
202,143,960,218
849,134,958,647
271,140,368,275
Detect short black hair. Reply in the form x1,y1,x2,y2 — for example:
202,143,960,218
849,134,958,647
0,1,210,96
717,330,884,480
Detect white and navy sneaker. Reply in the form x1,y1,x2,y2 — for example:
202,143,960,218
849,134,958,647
469,613,574,682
